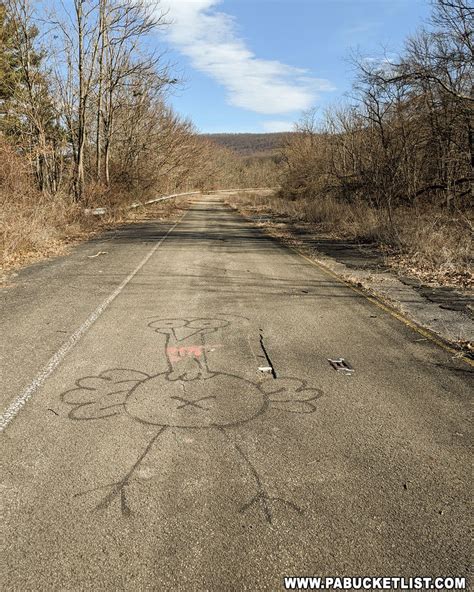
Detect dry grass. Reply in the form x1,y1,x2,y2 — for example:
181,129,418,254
229,191,473,288
229,192,384,241
126,197,189,223
0,142,88,274
392,211,473,286
1,193,89,271
0,141,189,279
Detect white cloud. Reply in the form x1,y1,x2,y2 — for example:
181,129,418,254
262,120,295,133
160,0,335,115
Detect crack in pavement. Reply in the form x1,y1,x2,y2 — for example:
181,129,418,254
259,331,277,379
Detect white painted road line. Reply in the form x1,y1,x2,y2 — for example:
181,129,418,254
0,213,186,432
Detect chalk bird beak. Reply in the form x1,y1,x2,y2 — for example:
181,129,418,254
173,326,207,342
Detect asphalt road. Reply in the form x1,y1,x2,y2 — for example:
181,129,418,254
1,197,472,591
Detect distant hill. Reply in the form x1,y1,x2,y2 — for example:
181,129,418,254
204,132,292,157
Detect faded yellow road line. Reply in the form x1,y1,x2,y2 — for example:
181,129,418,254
292,247,473,368
228,203,472,368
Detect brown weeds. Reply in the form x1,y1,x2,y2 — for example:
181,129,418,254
228,191,473,289
0,140,189,277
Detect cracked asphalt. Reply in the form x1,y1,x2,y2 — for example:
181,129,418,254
1,197,472,590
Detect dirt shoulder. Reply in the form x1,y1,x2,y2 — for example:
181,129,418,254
226,195,473,357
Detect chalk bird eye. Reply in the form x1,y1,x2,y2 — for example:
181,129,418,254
148,318,188,331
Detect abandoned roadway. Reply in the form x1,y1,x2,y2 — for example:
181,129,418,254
1,196,471,590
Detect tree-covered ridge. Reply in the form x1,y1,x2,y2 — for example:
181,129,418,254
205,132,292,157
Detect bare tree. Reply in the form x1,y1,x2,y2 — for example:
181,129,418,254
50,0,104,199
99,0,170,186
3,0,63,193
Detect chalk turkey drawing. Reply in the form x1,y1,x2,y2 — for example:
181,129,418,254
61,317,323,523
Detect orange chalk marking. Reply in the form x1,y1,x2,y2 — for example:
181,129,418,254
166,346,205,363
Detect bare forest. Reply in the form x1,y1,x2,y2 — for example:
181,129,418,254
269,0,472,285
0,0,266,270
1,0,472,286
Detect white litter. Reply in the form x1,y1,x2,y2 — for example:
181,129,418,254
84,207,107,216
87,251,108,258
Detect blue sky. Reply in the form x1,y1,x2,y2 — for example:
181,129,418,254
157,0,431,133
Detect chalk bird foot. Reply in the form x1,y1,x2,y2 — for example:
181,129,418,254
240,492,303,524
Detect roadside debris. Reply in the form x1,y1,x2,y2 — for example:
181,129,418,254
84,207,107,216
259,332,277,378
87,251,108,258
328,358,354,375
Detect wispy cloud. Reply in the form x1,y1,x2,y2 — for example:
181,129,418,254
361,54,397,74
161,0,335,115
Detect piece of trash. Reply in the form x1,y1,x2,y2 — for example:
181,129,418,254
47,408,59,416
84,207,107,216
88,251,108,258
259,333,277,378
328,358,354,375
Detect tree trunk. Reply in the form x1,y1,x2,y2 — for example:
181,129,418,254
95,0,105,182
75,0,85,200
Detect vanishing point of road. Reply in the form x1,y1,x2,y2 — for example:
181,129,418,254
1,196,471,590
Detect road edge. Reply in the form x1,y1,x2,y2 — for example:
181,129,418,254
226,202,474,368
